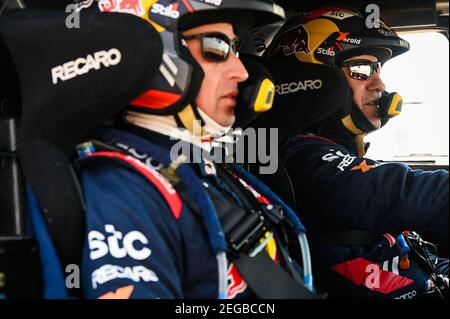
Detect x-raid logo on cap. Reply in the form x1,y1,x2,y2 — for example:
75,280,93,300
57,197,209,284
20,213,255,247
51,48,122,85
337,32,362,45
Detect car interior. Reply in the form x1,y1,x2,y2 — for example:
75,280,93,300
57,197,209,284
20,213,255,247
0,0,448,299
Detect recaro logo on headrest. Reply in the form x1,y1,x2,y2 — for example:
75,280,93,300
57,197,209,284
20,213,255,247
276,80,323,95
51,48,122,85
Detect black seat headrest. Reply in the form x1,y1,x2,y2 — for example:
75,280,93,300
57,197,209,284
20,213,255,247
0,9,163,154
236,57,352,210
248,56,352,143
0,9,163,267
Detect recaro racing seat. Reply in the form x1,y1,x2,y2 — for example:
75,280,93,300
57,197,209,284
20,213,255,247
1,6,302,299
236,55,351,210
0,8,163,298
246,55,450,299
238,55,380,298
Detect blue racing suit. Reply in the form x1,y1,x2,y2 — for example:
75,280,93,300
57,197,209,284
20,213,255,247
78,125,310,299
81,156,219,299
281,127,449,298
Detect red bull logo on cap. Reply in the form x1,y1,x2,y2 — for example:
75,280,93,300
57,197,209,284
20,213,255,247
277,25,312,56
99,0,145,16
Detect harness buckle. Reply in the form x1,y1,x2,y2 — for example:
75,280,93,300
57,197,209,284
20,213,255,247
228,212,268,256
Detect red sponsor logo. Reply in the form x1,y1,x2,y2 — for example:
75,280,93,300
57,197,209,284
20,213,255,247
99,0,144,16
332,258,415,295
227,264,247,299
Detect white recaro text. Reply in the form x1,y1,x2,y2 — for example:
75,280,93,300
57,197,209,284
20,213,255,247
276,79,323,95
51,48,122,85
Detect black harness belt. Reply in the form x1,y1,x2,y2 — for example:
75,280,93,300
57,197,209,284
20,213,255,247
206,167,321,299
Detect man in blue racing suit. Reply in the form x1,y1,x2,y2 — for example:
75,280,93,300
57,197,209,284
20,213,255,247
76,0,317,300
266,7,449,299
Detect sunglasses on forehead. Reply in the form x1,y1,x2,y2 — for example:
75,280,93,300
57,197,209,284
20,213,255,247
341,60,382,81
183,32,242,63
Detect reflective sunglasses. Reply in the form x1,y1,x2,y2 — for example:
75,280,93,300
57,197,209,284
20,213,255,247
183,32,242,62
341,60,382,80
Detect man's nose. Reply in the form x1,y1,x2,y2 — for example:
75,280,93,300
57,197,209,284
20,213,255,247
367,71,386,92
228,52,249,83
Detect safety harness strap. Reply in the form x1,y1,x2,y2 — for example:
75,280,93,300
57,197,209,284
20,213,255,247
81,131,320,299
234,252,320,299
213,194,321,299
207,169,321,299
